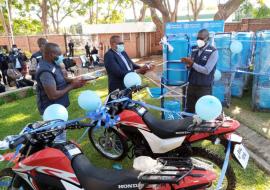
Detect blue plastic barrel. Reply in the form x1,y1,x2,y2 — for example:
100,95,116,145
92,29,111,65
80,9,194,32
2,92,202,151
252,30,270,110
163,100,182,120
255,31,270,87
212,84,225,103
147,87,168,98
214,33,231,71
231,79,245,97
164,35,189,85
257,87,270,109
233,32,253,68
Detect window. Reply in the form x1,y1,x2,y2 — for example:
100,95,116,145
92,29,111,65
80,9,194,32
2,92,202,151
123,33,131,41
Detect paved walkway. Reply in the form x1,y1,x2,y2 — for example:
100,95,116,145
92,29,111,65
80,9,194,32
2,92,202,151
237,124,270,174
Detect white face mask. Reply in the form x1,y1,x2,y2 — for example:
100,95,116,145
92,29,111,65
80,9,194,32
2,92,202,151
197,40,206,48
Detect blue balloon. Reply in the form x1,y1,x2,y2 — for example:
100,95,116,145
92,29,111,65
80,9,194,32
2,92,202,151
214,69,222,81
43,104,68,121
195,95,222,121
124,72,142,88
230,40,243,54
78,90,101,112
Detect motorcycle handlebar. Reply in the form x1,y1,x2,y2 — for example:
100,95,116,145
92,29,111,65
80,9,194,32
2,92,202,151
120,85,148,97
9,135,28,149
8,121,95,149
66,121,95,130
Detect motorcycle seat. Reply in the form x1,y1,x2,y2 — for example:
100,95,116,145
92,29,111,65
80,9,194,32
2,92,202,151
142,112,195,138
72,154,140,190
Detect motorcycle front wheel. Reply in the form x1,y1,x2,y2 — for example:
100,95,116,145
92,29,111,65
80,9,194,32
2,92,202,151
88,126,128,160
190,147,236,190
0,168,33,190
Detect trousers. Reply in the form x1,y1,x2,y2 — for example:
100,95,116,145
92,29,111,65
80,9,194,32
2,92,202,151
185,85,212,113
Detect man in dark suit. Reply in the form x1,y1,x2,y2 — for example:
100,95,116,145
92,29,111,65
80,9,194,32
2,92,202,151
104,35,152,93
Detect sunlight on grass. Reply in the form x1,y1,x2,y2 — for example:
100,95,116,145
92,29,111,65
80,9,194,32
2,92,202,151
232,106,241,115
2,113,30,123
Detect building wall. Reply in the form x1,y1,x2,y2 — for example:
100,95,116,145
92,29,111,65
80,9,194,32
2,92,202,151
224,18,270,32
0,33,141,58
0,35,66,54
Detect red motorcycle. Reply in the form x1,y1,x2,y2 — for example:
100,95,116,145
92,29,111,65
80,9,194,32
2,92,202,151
0,119,217,190
88,86,250,190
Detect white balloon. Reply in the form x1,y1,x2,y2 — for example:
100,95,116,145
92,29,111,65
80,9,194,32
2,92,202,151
124,72,142,88
43,104,68,121
78,90,101,112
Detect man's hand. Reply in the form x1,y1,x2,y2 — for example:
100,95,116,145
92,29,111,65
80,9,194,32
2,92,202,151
136,65,148,74
181,57,194,68
136,63,155,75
70,77,86,89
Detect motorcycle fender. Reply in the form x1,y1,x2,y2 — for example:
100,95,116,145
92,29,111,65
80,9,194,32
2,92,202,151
138,129,185,154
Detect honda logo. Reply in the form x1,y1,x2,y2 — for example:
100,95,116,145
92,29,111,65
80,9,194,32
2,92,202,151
118,184,138,189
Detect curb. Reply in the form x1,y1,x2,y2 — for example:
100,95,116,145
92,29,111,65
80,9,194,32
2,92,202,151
236,124,270,174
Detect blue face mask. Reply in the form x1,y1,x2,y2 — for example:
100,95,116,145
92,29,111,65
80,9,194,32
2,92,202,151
54,55,64,66
116,44,125,53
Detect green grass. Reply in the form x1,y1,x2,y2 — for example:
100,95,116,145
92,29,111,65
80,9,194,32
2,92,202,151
0,76,269,190
224,90,270,139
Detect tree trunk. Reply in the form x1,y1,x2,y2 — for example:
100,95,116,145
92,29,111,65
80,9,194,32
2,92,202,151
190,0,203,21
0,6,9,35
96,0,98,24
41,0,48,34
170,0,180,22
214,0,243,20
138,4,147,21
150,8,163,33
131,0,137,21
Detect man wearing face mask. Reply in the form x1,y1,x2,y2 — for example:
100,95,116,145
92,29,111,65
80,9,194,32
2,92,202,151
29,38,48,80
181,29,218,113
9,44,27,73
104,35,152,93
36,43,86,115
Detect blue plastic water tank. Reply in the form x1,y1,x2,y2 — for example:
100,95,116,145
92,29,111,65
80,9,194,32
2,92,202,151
255,31,270,87
233,32,253,68
231,79,245,97
257,87,270,109
214,33,231,71
164,100,182,120
164,36,189,85
147,87,168,98
212,84,225,103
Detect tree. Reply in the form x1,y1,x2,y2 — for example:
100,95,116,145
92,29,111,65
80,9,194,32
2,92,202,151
47,0,84,33
214,0,244,20
138,3,147,21
0,5,9,35
40,0,49,34
13,18,42,34
235,0,253,21
82,0,131,24
131,0,147,22
140,0,180,30
253,0,270,18
21,0,49,34
189,0,203,21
